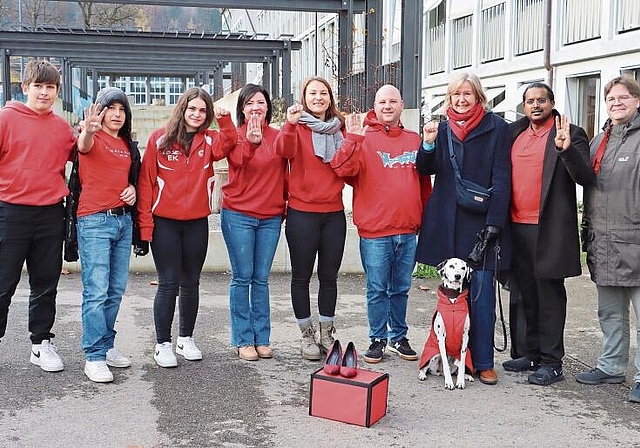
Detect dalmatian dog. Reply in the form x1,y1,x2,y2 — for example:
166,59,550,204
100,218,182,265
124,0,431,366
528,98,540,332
418,258,474,390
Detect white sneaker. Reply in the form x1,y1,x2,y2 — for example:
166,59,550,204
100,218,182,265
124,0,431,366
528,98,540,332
154,342,178,368
84,360,114,383
30,340,64,372
176,336,203,361
106,348,132,368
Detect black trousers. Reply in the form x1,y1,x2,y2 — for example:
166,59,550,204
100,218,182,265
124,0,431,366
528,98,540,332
0,201,64,343
511,223,567,367
151,216,208,343
285,207,346,320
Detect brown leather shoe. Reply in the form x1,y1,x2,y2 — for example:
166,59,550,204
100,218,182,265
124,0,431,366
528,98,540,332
237,346,259,361
255,345,273,359
479,369,498,385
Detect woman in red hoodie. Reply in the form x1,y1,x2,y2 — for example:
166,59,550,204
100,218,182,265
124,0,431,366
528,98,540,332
221,84,287,361
137,87,237,368
275,77,346,361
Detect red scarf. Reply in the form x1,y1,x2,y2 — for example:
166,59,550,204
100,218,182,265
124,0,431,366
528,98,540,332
592,124,611,174
447,103,486,141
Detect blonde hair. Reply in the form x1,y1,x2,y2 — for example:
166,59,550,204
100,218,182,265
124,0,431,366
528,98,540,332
444,72,488,110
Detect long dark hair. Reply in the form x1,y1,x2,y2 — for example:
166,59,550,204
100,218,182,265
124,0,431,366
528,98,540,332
300,77,345,126
160,87,214,153
236,84,273,126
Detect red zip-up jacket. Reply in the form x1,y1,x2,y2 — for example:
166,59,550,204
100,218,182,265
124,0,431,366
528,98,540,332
330,110,426,238
222,124,287,219
0,102,76,205
137,114,237,241
274,121,345,213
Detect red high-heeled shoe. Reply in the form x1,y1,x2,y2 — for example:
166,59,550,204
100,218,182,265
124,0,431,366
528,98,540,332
340,341,358,378
323,339,342,375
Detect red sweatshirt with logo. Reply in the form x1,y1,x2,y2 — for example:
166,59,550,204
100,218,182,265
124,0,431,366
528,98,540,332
274,121,345,213
330,110,427,238
137,114,237,241
222,124,287,219
0,101,76,205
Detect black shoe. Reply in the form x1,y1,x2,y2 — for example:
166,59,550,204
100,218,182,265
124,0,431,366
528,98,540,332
528,365,564,386
502,356,540,372
363,339,386,364
387,337,418,361
576,367,625,385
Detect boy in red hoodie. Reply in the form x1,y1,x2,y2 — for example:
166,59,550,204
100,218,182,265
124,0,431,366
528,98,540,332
0,60,76,372
331,84,428,364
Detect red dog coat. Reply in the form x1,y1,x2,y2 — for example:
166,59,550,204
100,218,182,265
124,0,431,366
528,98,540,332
419,286,474,374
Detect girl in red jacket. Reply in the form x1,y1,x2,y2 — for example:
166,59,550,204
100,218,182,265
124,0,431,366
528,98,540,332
221,84,287,361
275,77,346,361
137,87,237,368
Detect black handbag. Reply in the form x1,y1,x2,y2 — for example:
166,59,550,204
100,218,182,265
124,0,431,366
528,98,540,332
63,147,80,262
447,126,492,213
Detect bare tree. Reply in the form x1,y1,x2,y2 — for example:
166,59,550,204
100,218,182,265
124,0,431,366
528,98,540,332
76,1,140,29
20,0,64,28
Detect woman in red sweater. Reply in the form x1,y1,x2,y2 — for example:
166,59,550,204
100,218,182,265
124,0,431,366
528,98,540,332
221,84,287,361
275,77,346,361
137,87,237,368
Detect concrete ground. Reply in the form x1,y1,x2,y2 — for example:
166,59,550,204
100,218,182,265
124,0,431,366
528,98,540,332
1,270,639,447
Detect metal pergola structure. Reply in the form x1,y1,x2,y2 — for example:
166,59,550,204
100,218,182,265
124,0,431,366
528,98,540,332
1,0,423,110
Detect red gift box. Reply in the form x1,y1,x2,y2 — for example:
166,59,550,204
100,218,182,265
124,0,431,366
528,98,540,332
309,368,389,427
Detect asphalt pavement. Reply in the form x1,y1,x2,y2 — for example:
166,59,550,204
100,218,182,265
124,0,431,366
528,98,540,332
1,270,639,447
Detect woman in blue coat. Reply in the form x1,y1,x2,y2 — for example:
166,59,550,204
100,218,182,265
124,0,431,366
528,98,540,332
417,72,512,385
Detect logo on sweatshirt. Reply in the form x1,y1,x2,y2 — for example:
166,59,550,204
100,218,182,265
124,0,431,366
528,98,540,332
377,150,417,168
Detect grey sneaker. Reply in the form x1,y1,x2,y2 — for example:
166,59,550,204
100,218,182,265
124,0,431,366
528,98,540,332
316,320,336,353
299,322,321,360
106,348,131,368
629,383,640,403
576,367,625,385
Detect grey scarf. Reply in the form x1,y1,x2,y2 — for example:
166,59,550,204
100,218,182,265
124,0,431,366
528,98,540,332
298,111,344,163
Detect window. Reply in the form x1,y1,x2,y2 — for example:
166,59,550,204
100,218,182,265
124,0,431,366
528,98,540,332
426,1,446,75
567,74,599,140
514,0,544,55
452,15,473,69
481,3,505,63
618,0,640,33
168,78,183,106
129,77,147,105
564,0,601,45
149,77,166,105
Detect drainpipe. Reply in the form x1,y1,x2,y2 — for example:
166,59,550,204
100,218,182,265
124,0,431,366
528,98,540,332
543,0,553,88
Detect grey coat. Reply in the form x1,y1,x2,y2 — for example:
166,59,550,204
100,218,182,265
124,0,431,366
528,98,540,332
583,111,640,286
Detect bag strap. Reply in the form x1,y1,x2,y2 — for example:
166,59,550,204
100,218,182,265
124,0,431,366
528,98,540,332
447,125,463,180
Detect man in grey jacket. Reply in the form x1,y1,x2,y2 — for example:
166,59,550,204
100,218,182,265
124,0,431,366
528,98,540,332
576,76,640,403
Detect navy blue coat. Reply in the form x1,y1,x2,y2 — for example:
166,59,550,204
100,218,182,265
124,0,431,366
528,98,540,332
416,112,512,270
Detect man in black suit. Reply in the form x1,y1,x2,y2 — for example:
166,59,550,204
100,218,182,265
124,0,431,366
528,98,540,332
504,82,595,385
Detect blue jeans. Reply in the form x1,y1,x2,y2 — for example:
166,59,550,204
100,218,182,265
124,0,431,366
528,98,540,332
359,234,416,342
221,208,282,347
468,270,496,370
77,212,132,361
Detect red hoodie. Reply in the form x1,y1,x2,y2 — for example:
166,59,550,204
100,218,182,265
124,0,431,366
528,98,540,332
137,114,237,241
0,101,76,205
330,110,427,238
222,124,287,219
274,121,345,213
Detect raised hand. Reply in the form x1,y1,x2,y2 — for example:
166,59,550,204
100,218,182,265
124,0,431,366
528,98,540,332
246,113,262,144
83,102,105,135
214,106,230,119
554,114,571,151
345,113,366,135
286,103,304,124
423,120,439,144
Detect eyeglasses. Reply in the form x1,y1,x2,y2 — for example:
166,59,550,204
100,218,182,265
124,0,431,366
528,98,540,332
524,98,549,106
605,95,635,104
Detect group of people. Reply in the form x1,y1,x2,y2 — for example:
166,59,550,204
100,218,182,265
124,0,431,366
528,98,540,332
1,60,639,403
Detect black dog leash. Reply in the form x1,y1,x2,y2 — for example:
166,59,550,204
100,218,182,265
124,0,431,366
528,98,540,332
492,243,507,353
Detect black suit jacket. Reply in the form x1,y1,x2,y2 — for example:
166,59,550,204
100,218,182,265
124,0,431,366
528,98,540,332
509,111,595,279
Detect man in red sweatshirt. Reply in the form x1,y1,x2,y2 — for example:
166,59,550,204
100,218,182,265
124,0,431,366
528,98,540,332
331,84,427,363
0,60,76,372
